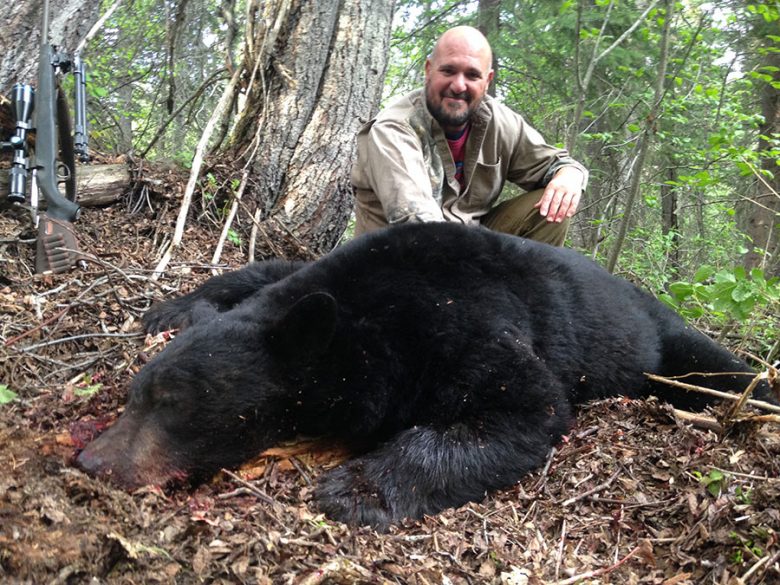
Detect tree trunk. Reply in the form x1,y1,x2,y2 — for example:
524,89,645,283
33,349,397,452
478,0,500,97
0,0,101,95
744,21,780,276
221,0,395,257
661,160,680,275
606,0,672,273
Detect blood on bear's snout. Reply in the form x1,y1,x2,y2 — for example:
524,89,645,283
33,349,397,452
75,407,187,490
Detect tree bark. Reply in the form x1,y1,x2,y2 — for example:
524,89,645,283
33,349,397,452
744,20,780,276
660,160,680,275
0,0,102,96
478,0,501,97
221,0,395,257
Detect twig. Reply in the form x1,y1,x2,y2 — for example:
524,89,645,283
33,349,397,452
561,470,620,506
555,542,644,584
555,519,567,580
220,469,276,506
742,549,780,581
672,408,724,433
3,307,71,347
711,467,780,482
210,168,249,269
724,371,774,422
16,332,142,353
646,373,780,414
531,446,557,492
288,457,313,487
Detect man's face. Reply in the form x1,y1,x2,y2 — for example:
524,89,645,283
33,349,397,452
424,38,493,133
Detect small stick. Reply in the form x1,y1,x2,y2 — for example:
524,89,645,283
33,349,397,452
555,519,567,580
561,470,620,506
4,306,71,347
555,542,643,584
220,468,276,506
724,372,771,421
531,446,557,492
646,373,780,414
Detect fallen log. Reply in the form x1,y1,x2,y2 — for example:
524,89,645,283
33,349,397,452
0,163,129,207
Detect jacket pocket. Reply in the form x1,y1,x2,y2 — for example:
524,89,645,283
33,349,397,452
463,159,504,211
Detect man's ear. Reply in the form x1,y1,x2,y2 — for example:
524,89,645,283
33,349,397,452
266,292,338,359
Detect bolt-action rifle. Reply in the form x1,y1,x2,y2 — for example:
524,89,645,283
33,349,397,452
1,0,89,274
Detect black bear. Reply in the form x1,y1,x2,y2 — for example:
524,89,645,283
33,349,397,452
76,223,775,530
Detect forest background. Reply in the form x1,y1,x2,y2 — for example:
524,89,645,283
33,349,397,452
1,0,778,363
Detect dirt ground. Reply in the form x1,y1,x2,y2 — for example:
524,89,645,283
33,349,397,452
1,175,779,584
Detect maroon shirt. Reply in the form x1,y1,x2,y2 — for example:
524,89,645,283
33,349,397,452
446,126,470,192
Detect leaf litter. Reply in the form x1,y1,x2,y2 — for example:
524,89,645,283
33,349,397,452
1,174,779,584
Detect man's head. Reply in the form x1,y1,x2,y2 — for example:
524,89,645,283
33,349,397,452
424,26,494,134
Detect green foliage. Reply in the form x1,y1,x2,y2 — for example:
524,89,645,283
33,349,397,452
729,531,766,566
735,485,753,505
661,266,780,322
0,384,18,405
227,229,242,247
692,468,727,498
83,0,231,159
73,373,104,398
384,0,477,102
659,264,780,356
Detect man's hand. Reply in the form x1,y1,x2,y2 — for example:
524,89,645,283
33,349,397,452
535,166,584,223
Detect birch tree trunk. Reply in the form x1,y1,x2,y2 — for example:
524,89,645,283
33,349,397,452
221,0,395,257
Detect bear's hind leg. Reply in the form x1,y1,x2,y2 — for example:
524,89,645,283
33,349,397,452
314,408,571,530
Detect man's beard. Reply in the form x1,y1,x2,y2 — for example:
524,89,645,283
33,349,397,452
425,88,477,129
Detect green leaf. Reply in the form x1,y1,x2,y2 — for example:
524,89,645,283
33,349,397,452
669,282,694,299
74,383,103,398
693,266,716,283
0,384,18,404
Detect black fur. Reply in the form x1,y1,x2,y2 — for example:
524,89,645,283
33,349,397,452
77,223,775,530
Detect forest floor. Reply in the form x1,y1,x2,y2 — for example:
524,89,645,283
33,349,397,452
1,175,779,585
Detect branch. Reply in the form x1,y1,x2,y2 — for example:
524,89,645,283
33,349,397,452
210,169,249,268
75,0,126,54
592,0,661,67
138,68,228,159
151,65,244,279
645,372,780,415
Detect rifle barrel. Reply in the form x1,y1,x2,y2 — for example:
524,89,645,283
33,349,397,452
33,0,80,222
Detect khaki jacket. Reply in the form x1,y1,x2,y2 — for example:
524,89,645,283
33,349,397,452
352,89,588,235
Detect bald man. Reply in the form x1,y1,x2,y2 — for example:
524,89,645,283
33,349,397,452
351,26,588,245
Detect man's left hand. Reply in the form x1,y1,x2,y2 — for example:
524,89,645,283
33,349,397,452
535,167,584,223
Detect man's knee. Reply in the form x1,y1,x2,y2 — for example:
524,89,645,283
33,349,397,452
480,189,569,246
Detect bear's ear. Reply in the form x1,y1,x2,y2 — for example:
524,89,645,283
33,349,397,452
267,292,338,359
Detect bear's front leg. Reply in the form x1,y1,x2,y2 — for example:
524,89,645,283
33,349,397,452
314,408,570,530
144,260,306,333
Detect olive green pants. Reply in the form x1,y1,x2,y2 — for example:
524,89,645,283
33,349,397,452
480,188,570,246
